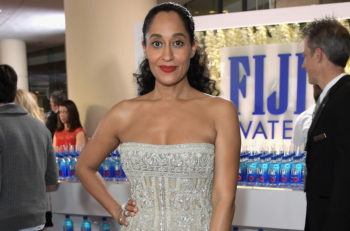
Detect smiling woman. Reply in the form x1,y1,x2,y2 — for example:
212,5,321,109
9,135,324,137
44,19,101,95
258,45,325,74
135,3,220,96
76,2,241,231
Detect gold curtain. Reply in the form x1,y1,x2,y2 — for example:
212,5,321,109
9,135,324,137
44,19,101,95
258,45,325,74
195,19,350,88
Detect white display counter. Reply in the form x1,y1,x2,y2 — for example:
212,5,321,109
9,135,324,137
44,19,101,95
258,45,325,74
49,182,306,231
49,181,130,230
234,186,306,230
51,181,130,216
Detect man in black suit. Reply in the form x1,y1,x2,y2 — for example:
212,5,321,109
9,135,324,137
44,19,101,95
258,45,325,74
45,90,66,137
302,18,350,231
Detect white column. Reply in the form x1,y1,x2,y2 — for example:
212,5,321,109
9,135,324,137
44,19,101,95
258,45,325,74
64,0,156,137
0,39,28,90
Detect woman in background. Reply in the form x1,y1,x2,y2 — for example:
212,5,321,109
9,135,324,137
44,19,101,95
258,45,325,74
53,99,86,149
15,89,45,123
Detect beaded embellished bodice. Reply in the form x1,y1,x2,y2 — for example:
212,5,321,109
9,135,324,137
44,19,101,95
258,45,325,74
119,142,215,231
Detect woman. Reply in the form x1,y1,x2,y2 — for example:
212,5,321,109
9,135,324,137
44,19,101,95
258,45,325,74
53,99,86,149
15,89,45,123
76,2,240,230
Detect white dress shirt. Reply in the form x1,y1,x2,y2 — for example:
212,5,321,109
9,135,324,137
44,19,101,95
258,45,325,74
292,104,316,148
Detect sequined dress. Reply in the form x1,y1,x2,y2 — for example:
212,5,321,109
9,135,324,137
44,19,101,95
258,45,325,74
119,142,215,231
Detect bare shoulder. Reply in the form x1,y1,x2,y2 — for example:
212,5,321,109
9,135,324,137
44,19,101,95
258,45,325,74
107,96,145,121
205,96,238,115
111,95,146,111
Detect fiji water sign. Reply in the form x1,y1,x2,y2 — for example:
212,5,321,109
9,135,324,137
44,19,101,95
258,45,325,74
221,43,314,141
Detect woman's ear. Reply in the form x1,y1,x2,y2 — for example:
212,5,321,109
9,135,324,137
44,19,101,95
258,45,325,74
142,42,147,59
191,40,198,58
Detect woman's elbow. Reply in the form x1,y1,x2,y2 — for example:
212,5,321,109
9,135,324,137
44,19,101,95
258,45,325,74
75,161,83,179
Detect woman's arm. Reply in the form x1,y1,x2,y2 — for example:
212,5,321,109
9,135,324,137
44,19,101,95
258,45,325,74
75,130,86,147
76,103,137,226
210,99,241,231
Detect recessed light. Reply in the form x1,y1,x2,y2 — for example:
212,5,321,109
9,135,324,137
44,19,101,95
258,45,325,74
209,10,216,14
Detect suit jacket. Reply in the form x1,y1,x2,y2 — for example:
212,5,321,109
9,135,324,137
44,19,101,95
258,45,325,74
304,75,350,231
45,110,57,138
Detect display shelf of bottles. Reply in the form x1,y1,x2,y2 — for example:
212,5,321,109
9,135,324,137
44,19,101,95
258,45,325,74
56,147,128,182
239,142,305,191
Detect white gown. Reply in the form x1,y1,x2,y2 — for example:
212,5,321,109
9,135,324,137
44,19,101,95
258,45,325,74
119,142,215,231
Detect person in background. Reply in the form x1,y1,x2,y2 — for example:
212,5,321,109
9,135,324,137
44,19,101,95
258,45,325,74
46,90,66,137
291,84,322,149
302,18,350,231
15,88,45,123
76,2,240,231
53,99,86,149
15,88,56,229
0,64,58,230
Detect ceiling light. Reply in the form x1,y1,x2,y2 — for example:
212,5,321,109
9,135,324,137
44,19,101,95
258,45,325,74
209,10,216,14
222,9,229,13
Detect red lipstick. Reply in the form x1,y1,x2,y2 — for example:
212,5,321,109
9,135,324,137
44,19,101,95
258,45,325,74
160,65,176,73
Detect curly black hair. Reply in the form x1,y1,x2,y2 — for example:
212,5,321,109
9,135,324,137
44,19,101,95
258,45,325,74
134,2,220,96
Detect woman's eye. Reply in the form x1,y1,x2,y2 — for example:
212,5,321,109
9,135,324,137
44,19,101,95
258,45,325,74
173,41,184,47
151,41,162,48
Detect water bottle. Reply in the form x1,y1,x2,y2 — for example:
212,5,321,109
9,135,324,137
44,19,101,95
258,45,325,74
245,151,260,186
238,151,248,185
115,150,127,181
108,153,116,181
59,152,67,181
256,153,271,187
99,217,111,231
111,151,119,182
101,157,111,180
279,154,293,188
301,152,306,187
63,145,71,179
56,151,62,180
267,153,282,187
290,151,305,190
62,214,74,231
80,216,91,231
69,151,78,181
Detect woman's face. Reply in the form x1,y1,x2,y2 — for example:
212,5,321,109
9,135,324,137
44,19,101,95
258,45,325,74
58,105,69,125
143,11,197,87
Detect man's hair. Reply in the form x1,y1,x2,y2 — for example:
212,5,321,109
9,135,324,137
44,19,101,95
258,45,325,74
0,64,17,103
50,90,66,106
302,18,350,68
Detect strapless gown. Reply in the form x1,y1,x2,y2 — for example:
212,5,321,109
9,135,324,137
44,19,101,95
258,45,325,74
119,142,215,231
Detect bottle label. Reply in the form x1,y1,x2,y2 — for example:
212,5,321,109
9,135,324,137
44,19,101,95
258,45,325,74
268,164,280,185
246,162,257,182
280,163,291,183
257,163,268,183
